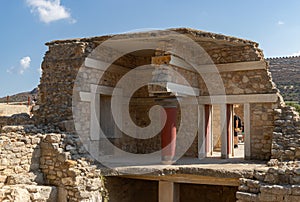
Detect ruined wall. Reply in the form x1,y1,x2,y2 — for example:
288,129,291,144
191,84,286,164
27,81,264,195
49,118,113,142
0,125,56,201
0,125,107,202
0,113,34,129
237,162,300,202
36,42,91,124
40,133,107,201
272,105,300,161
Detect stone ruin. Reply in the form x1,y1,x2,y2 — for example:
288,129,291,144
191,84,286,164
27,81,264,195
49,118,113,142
1,28,300,201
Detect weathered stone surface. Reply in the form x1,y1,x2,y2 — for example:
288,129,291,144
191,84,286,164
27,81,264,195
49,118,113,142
236,191,258,201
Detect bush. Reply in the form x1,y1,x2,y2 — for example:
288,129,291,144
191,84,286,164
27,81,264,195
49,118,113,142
286,101,300,114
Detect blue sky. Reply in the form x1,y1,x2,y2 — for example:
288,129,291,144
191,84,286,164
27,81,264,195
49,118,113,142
1,0,300,97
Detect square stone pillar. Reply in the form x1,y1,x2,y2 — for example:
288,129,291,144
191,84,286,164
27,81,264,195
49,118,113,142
205,105,213,156
198,105,206,159
244,103,251,159
159,181,179,202
198,104,212,158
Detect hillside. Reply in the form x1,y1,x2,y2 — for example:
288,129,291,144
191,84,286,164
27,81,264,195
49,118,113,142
0,88,38,103
267,56,300,102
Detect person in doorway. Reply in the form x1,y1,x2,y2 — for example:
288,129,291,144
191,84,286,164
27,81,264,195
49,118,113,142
234,114,242,148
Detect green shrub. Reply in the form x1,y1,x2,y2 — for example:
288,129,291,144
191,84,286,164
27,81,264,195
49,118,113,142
286,101,300,114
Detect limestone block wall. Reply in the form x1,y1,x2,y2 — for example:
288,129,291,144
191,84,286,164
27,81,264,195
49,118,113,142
250,103,277,160
0,125,107,202
207,45,263,65
40,133,107,202
0,125,56,202
272,105,300,161
0,125,44,187
237,162,300,202
198,69,276,96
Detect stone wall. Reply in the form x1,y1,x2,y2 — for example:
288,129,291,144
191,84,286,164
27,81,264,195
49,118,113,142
250,102,277,160
272,105,300,161
0,125,107,201
36,42,89,124
40,133,107,201
236,162,300,202
0,113,34,129
0,125,53,201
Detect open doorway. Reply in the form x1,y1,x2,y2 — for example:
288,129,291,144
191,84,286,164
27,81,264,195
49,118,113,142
232,104,244,158
209,104,245,159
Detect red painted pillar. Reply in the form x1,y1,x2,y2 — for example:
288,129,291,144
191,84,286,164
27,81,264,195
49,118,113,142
161,107,177,162
226,104,233,156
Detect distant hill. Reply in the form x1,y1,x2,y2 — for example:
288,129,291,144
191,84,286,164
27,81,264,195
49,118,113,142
0,88,38,103
267,56,300,102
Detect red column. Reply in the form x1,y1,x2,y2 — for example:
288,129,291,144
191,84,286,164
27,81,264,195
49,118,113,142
161,107,177,162
226,104,233,156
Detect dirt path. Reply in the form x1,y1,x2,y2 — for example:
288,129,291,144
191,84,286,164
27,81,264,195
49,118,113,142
0,103,29,116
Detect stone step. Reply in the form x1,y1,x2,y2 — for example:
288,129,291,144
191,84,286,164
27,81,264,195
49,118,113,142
0,185,57,202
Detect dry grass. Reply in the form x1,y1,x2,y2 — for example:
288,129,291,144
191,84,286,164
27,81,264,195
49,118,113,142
0,103,29,116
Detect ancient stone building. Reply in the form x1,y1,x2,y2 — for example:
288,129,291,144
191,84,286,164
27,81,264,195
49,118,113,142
1,28,300,201
36,28,279,161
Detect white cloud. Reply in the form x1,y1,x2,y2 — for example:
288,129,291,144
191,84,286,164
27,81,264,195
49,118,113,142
26,0,75,23
20,56,31,69
277,21,285,25
19,56,31,74
6,56,32,75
